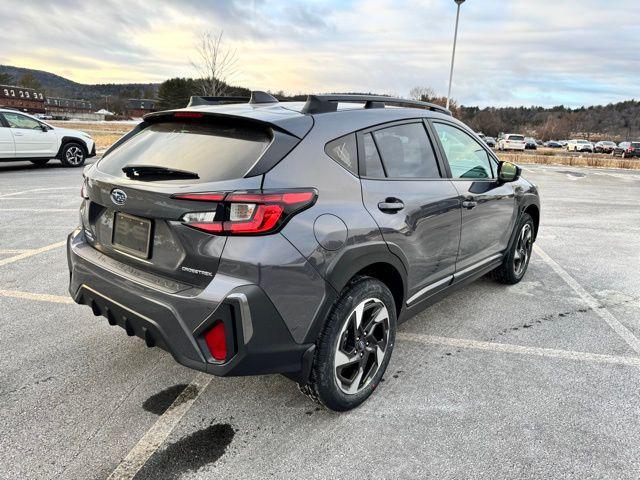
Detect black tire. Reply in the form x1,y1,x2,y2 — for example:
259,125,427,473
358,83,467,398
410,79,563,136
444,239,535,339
60,142,86,167
490,213,534,285
303,276,397,411
30,159,49,166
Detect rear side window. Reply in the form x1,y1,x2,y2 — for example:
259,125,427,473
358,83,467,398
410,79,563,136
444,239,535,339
372,123,441,178
362,133,385,178
325,134,357,174
98,121,271,183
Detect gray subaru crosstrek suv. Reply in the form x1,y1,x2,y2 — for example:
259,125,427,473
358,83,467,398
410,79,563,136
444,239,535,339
67,92,540,411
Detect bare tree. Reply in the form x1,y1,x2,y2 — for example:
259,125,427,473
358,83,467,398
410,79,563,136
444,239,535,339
191,31,238,97
409,85,460,116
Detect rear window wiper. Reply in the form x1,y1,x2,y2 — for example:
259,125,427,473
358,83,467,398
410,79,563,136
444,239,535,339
122,165,200,181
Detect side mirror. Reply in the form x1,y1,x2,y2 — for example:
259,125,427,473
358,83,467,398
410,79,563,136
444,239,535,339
40,124,50,132
498,161,521,183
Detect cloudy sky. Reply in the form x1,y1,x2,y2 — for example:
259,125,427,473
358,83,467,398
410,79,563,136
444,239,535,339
0,0,637,107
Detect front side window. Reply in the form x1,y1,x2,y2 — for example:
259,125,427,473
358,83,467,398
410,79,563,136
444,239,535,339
371,123,440,178
325,133,357,175
433,122,494,179
3,112,42,130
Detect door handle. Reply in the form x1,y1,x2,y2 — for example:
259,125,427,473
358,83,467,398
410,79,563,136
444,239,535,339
13,132,24,136
462,200,478,210
378,199,404,213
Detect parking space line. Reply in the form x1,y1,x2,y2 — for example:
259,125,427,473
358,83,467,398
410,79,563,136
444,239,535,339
0,241,66,267
534,245,640,354
0,289,74,304
0,187,77,198
0,248,30,254
397,332,640,368
107,372,212,480
0,208,76,212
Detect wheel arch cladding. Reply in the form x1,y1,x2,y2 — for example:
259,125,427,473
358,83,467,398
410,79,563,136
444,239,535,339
325,243,407,315
353,263,404,317
523,204,539,239
57,136,88,158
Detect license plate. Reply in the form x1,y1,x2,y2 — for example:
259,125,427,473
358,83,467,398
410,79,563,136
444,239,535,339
112,212,152,259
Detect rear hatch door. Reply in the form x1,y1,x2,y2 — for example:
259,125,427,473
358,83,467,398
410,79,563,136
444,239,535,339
82,115,273,287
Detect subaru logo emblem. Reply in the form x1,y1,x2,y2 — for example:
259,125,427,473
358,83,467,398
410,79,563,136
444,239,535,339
111,189,127,206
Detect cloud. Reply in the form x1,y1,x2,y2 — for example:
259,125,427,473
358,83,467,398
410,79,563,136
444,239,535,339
0,0,636,107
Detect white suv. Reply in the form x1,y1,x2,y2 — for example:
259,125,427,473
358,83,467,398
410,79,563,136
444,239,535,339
566,139,594,153
497,134,526,151
0,109,95,167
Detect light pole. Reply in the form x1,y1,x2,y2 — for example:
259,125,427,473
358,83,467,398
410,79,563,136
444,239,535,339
446,0,465,111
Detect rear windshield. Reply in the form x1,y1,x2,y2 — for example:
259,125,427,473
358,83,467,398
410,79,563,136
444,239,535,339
98,121,271,182
507,135,524,141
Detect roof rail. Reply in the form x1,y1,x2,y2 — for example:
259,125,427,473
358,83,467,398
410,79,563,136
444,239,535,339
187,91,278,108
301,94,452,116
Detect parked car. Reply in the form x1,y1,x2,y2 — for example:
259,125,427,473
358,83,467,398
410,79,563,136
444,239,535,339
524,137,538,150
559,140,568,147
497,134,526,151
567,139,594,152
544,140,562,148
0,108,95,167
612,141,640,158
67,92,540,411
483,136,497,148
594,141,617,154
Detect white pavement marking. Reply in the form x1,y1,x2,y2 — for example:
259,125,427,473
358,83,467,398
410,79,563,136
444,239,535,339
397,332,640,368
107,373,213,480
0,248,30,254
0,289,74,304
534,245,640,354
0,241,66,267
0,208,76,212
0,187,77,198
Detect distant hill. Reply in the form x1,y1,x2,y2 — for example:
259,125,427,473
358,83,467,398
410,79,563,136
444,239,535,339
0,65,159,100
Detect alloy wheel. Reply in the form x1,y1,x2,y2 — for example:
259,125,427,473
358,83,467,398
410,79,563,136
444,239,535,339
513,223,533,277
334,298,390,395
65,146,84,166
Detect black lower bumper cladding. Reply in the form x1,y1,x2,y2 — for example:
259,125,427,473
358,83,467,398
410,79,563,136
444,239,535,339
72,281,313,380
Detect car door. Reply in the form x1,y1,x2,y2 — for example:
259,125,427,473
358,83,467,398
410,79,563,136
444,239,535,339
431,121,518,275
358,120,461,305
0,115,15,159
2,112,58,158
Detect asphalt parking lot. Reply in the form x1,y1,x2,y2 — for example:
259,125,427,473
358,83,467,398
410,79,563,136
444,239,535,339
1,160,639,480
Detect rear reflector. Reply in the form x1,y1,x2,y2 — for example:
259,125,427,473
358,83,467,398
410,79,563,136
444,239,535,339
204,320,226,361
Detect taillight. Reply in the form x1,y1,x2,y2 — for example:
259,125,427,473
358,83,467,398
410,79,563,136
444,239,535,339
173,189,317,235
204,320,226,361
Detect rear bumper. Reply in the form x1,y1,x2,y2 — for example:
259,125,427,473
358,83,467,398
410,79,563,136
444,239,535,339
67,228,314,379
